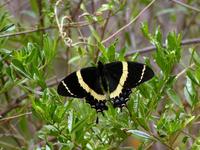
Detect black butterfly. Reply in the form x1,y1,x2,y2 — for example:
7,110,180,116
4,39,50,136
57,61,154,112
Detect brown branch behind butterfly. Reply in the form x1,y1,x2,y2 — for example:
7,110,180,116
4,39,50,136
125,37,200,57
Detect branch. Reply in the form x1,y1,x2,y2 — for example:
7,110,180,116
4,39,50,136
0,21,96,39
125,37,200,57
0,112,32,122
175,63,195,80
0,94,27,117
0,26,53,38
170,0,200,13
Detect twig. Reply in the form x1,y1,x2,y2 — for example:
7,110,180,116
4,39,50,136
0,26,53,38
125,37,200,56
54,0,97,47
175,63,195,80
0,112,32,122
95,10,112,62
0,21,97,39
71,0,83,20
55,0,73,47
37,0,45,47
150,132,174,150
170,0,200,13
0,94,27,117
102,0,156,44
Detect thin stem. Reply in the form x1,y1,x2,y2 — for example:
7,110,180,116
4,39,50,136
102,0,156,44
150,132,174,150
126,37,200,57
175,63,195,80
37,0,45,47
0,112,32,122
170,0,200,13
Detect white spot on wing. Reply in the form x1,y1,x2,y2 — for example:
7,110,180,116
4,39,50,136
137,65,146,84
110,61,128,98
62,81,76,96
76,70,106,101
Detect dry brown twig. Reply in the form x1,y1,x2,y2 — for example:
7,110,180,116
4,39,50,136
170,0,200,13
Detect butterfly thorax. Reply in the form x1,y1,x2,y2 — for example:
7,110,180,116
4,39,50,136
97,61,109,92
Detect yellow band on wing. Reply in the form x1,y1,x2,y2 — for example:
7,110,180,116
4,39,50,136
76,70,106,101
110,61,128,98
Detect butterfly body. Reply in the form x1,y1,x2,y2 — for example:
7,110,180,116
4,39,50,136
57,61,154,112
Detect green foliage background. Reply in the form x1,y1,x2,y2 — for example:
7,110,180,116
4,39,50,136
0,0,200,149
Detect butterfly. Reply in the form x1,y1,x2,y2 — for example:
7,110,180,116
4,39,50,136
57,61,154,112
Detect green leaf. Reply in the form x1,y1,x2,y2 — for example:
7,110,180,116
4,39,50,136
0,80,15,94
68,110,73,133
43,35,56,65
186,70,200,85
167,88,182,107
98,42,108,62
68,55,81,64
190,48,200,66
71,115,90,134
183,115,195,127
127,130,152,140
89,26,101,42
107,41,117,61
29,0,39,13
0,24,15,32
184,77,197,106
11,59,31,79
155,27,162,44
97,3,113,12
118,47,127,61
141,22,150,39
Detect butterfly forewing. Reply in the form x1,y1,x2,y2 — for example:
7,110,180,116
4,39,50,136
125,62,154,88
57,67,106,100
57,71,87,98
